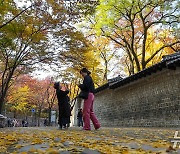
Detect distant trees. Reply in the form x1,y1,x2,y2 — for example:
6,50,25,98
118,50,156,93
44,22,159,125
6,75,58,126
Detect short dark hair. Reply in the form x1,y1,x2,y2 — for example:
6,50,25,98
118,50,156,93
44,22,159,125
80,68,91,75
54,82,59,89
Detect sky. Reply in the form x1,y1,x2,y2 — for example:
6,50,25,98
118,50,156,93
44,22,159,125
31,67,57,80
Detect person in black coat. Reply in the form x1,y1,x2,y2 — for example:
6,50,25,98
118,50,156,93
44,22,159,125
54,82,71,129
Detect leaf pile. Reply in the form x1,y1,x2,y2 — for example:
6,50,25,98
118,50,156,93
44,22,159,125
0,127,178,154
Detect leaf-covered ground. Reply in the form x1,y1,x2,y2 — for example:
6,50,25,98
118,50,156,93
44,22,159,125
0,127,179,154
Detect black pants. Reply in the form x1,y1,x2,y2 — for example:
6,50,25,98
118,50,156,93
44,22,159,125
59,117,70,128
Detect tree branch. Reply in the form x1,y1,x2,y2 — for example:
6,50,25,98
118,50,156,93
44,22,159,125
0,5,33,29
145,41,180,65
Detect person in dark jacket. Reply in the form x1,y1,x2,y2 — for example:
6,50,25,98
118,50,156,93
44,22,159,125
77,108,83,127
44,119,48,127
22,119,25,127
54,82,71,129
78,68,100,130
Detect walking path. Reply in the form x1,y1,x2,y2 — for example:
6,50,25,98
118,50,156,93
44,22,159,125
0,127,179,153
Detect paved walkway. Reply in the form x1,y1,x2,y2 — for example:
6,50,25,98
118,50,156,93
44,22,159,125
0,127,179,154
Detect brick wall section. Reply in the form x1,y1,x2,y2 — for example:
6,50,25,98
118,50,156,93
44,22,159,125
94,68,180,127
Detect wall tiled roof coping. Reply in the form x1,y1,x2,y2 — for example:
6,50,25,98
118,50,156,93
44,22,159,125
95,52,180,93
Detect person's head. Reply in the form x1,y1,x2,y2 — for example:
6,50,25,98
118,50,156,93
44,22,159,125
80,68,91,77
78,108,82,112
54,82,61,89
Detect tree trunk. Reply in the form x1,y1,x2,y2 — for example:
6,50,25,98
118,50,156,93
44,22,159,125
34,112,37,126
37,109,41,127
48,108,51,126
14,111,16,118
0,97,4,114
129,62,135,75
0,67,16,114
103,61,108,81
126,50,135,75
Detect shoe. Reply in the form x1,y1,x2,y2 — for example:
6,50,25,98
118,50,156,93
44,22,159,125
64,127,68,130
81,128,91,131
58,126,62,130
95,126,100,130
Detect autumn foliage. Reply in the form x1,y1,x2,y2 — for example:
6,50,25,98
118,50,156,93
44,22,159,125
0,0,179,115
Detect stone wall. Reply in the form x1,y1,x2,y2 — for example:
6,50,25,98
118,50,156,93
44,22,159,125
94,68,180,127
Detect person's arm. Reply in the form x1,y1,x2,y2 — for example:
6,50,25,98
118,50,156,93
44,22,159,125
59,89,69,96
78,76,91,91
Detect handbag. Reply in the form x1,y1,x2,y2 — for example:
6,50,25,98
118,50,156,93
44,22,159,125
78,91,89,99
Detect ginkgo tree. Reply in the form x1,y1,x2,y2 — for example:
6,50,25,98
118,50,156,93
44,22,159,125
117,28,177,75
91,36,121,81
7,86,30,118
145,28,176,67
94,0,179,75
